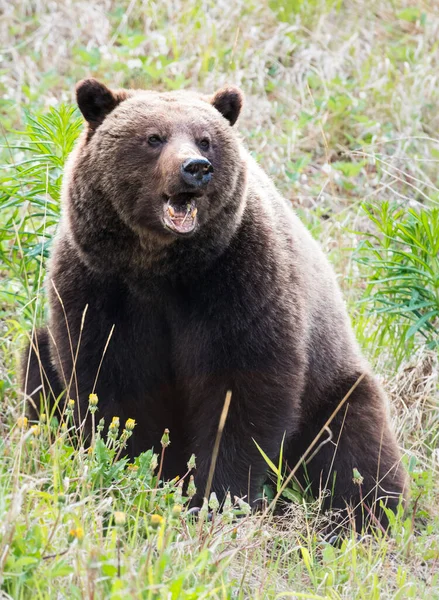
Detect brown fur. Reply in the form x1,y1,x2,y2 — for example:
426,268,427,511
23,79,407,534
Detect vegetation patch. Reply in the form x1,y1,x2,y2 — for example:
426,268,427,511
1,0,438,597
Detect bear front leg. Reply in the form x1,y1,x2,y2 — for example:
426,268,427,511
186,372,300,509
291,372,408,535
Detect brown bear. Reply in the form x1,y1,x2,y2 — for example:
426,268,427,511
23,78,407,533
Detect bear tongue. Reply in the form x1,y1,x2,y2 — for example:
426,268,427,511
163,198,198,235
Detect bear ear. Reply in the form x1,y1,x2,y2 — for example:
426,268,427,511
210,86,244,126
76,78,127,129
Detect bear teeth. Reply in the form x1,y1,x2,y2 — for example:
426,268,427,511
168,205,175,217
180,208,191,226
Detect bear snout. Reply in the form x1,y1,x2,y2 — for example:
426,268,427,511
181,158,213,188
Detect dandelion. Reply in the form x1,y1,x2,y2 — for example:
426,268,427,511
89,393,99,425
222,492,234,524
17,416,28,429
88,393,98,407
109,416,120,430
150,514,164,528
187,454,196,470
237,499,251,515
223,492,232,512
353,468,364,486
161,428,170,448
119,428,131,446
66,399,75,421
172,504,182,517
199,498,209,521
108,416,120,445
114,511,126,525
125,418,136,431
209,492,219,512
187,475,197,498
127,464,139,473
30,424,40,436
39,413,47,423
68,526,84,543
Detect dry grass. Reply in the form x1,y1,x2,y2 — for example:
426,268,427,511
1,0,439,598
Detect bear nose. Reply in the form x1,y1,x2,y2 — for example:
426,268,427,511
181,158,213,187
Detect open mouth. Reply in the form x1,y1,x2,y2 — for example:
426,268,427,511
163,193,199,235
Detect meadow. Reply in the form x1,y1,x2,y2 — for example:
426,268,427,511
0,0,438,597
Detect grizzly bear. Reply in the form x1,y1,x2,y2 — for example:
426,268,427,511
23,78,407,533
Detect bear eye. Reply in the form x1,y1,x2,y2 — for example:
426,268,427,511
147,134,163,147
198,138,210,151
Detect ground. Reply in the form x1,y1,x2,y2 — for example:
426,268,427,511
0,1,438,598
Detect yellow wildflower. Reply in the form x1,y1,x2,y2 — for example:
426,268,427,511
88,393,99,406
30,425,40,436
125,418,136,431
114,511,126,525
17,416,28,429
150,514,164,528
109,416,120,430
69,526,84,542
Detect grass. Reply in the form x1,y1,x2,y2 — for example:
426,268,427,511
1,0,439,597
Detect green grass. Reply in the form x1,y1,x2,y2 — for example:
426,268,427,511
1,0,439,597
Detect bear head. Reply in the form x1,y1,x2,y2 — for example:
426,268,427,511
72,79,246,246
